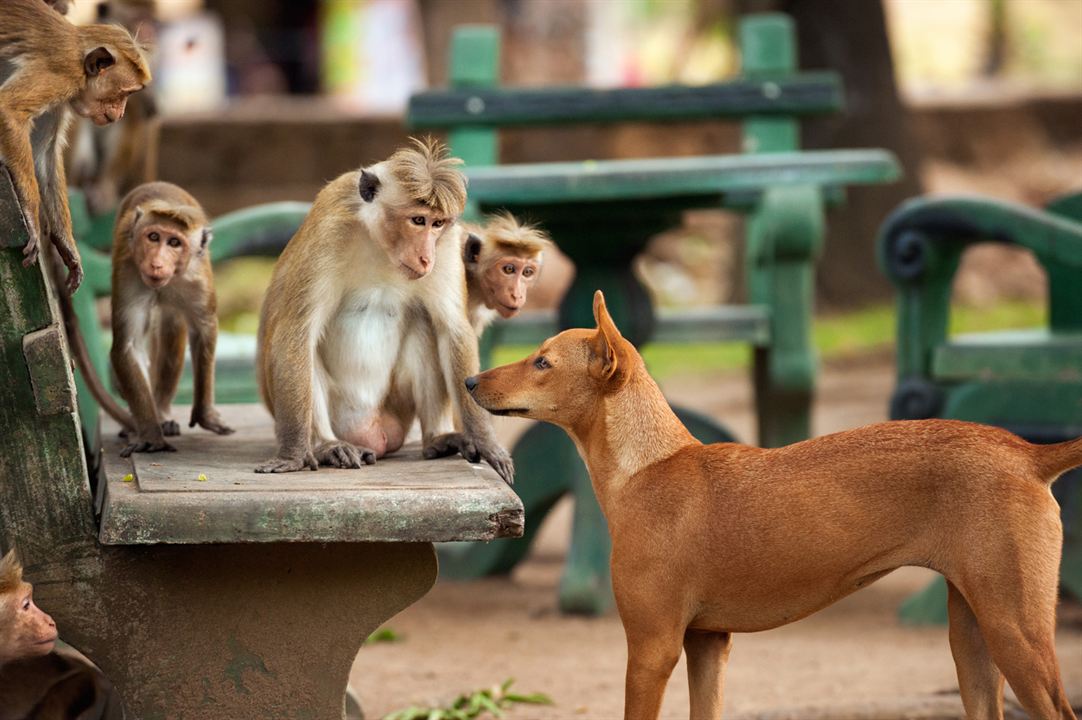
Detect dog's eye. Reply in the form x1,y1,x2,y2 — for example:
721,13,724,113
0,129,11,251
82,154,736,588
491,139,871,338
534,356,550,370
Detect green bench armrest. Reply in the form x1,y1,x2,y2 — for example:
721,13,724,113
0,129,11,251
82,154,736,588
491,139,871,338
878,194,1082,403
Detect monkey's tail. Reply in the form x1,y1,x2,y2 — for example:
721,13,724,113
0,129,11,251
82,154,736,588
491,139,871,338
54,268,136,432
1033,436,1082,484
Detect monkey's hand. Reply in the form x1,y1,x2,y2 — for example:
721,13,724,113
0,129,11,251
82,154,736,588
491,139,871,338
255,451,318,473
189,406,235,435
315,441,376,469
424,432,515,485
120,439,177,458
52,234,83,295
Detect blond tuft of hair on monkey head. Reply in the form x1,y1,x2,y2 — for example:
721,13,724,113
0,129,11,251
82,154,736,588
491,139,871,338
385,136,468,217
0,551,22,596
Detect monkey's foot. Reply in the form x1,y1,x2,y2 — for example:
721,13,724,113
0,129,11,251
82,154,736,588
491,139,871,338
21,233,39,268
161,420,181,436
315,441,376,469
52,235,83,294
254,453,318,473
424,433,515,485
189,406,235,435
120,439,177,458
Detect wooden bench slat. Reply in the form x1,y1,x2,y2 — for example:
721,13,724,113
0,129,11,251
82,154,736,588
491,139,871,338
465,150,900,205
485,305,771,347
408,73,843,128
99,404,524,545
932,329,1082,383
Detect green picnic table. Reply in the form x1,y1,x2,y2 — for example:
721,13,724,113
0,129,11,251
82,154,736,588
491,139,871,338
408,13,902,614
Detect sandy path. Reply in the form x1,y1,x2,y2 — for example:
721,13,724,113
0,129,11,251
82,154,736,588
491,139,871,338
350,357,1082,719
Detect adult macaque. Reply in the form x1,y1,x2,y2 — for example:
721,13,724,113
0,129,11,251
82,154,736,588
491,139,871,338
0,0,151,294
464,212,549,334
110,182,233,457
0,551,121,720
66,0,160,216
256,138,513,482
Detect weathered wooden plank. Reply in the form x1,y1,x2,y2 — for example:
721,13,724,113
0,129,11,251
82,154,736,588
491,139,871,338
465,150,900,206
99,404,525,545
408,73,843,128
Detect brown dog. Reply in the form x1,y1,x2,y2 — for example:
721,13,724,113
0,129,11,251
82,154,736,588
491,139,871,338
465,290,1078,720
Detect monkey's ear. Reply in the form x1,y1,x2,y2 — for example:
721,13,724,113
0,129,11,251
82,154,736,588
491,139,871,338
201,228,213,252
359,170,380,203
83,47,117,77
464,234,482,265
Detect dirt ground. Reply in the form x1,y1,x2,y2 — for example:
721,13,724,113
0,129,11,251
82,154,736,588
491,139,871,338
349,356,1082,719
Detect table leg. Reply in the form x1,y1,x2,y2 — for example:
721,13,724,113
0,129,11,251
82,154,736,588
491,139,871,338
35,542,436,720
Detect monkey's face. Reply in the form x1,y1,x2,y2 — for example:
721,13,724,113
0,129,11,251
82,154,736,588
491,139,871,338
133,221,194,289
384,207,452,280
71,38,150,126
482,255,540,318
0,581,58,662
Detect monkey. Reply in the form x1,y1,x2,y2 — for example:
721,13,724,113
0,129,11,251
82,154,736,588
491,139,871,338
255,137,513,483
463,212,550,335
0,0,151,295
0,550,122,720
66,0,159,216
41,0,71,15
367,213,550,456
109,182,234,457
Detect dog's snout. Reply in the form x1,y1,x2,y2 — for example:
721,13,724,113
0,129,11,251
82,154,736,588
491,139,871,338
464,375,479,393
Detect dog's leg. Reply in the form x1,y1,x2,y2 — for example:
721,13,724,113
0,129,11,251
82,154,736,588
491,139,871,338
684,630,732,720
946,581,1004,719
624,627,684,720
954,550,1075,719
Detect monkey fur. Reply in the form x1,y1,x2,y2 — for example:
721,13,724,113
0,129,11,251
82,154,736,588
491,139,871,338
0,0,151,295
109,182,233,457
256,138,513,482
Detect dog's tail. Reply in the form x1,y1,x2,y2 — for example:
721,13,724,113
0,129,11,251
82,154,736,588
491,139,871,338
1034,436,1082,484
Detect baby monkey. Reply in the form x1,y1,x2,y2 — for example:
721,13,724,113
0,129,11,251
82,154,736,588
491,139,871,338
464,212,550,334
110,182,233,457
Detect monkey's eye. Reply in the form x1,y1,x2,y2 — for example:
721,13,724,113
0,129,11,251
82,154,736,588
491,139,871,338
502,264,516,275
148,232,160,242
523,267,535,278
534,356,550,370
410,216,426,226
432,219,445,228
167,237,182,248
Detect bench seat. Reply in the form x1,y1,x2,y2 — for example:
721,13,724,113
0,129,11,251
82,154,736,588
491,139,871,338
99,404,524,545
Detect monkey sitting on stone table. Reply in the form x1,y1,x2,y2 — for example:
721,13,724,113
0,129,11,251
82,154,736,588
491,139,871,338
0,551,122,720
256,137,513,482
91,181,234,457
463,212,550,335
0,0,151,295
372,213,550,457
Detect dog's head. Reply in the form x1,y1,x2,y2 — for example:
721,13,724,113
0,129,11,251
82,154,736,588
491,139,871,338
466,290,639,430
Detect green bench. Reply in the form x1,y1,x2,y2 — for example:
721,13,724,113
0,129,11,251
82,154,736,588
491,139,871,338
406,13,901,614
879,192,1082,624
1,169,522,719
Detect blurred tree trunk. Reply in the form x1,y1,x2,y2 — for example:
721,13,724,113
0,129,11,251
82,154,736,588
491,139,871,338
744,0,925,308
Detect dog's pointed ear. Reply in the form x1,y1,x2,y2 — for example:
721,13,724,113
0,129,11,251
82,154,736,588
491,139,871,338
590,290,623,380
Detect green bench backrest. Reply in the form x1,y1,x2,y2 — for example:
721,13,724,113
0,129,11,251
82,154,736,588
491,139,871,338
407,14,839,169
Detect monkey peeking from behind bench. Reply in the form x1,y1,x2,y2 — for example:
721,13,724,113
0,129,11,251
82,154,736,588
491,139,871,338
0,550,122,720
